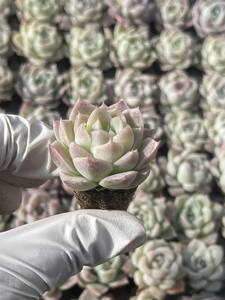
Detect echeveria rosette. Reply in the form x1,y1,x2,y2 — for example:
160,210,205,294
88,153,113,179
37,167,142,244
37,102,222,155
0,0,12,17
159,71,199,114
66,26,111,70
106,0,155,25
19,103,60,126
65,67,107,107
0,61,13,102
137,160,165,194
128,192,175,240
173,194,223,245
192,0,225,38
201,35,225,74
13,21,63,66
64,0,107,26
50,100,160,192
156,0,191,29
16,0,61,22
114,69,158,108
76,255,131,298
16,64,64,108
200,73,225,112
156,29,198,71
211,152,225,194
204,111,225,153
141,107,164,142
164,112,209,152
131,240,184,294
11,189,64,228
110,25,156,70
165,151,213,197
0,20,11,57
184,240,225,292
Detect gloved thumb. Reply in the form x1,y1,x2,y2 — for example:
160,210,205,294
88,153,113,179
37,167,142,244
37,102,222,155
0,210,146,300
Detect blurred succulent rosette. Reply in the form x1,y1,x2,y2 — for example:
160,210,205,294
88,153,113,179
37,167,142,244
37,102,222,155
131,240,184,295
110,25,156,69
16,63,65,108
192,0,225,37
13,21,63,65
184,240,225,292
50,100,159,210
114,69,158,108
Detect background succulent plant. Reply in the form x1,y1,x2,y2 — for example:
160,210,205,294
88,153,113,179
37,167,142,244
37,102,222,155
201,35,225,74
110,25,156,70
65,67,107,106
173,194,223,244
16,0,61,23
155,29,198,71
114,69,158,108
16,64,64,108
66,26,111,70
0,61,13,102
184,240,225,292
165,151,213,196
13,21,63,65
128,192,175,240
131,240,184,294
159,70,198,114
192,0,225,38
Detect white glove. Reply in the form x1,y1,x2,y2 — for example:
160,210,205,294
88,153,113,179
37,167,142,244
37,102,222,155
0,115,146,299
0,209,145,300
0,114,55,214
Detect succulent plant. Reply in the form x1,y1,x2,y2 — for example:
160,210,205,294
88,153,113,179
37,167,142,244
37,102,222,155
128,192,175,240
156,0,191,29
141,107,164,142
156,29,198,71
131,286,166,300
164,112,209,152
204,111,225,152
201,35,225,74
110,25,156,70
192,0,225,38
64,0,107,26
65,67,107,106
173,194,223,244
66,26,111,70
200,73,225,112
165,150,213,196
76,255,131,298
16,0,61,22
159,71,199,114
106,0,155,25
13,21,63,66
137,160,165,194
184,240,225,292
19,103,60,126
114,69,158,108
131,240,184,294
50,100,159,191
16,64,64,108
10,188,65,227
211,152,225,194
0,20,11,56
0,61,13,102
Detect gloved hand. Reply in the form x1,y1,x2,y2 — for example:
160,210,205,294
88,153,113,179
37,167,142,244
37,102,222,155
0,114,146,300
0,209,145,300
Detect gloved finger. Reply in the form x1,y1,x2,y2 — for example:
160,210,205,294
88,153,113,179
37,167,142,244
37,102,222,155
0,180,22,214
0,210,146,300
